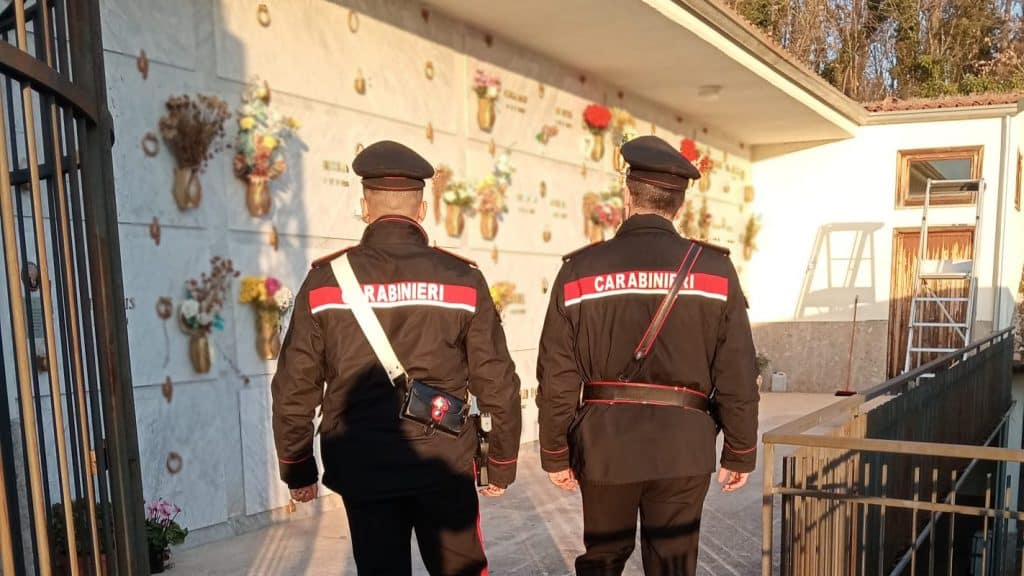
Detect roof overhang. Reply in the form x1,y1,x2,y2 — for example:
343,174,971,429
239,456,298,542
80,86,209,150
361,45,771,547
864,102,1024,125
424,0,863,145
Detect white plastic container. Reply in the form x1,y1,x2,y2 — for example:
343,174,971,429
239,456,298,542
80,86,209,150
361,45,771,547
771,371,788,393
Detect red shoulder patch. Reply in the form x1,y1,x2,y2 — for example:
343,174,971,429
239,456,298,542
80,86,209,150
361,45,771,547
432,246,477,267
310,247,353,269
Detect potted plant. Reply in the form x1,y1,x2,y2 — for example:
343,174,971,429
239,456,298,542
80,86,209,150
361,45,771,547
145,499,188,573
50,499,111,576
583,104,611,161
472,69,501,132
239,276,294,360
233,80,300,217
159,94,230,211
179,257,239,373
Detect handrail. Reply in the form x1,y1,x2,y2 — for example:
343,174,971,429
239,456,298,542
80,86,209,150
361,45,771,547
762,327,1014,441
761,327,1017,576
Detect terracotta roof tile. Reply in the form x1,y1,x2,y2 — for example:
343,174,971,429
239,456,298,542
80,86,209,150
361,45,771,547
864,93,1024,112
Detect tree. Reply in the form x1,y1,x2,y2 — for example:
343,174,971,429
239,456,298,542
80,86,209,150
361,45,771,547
724,0,1024,101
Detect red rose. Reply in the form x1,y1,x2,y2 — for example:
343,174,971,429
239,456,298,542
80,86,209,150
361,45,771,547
583,104,611,131
680,139,698,162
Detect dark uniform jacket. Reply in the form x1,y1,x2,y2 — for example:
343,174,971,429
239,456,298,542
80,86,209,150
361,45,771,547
272,216,522,500
536,214,759,484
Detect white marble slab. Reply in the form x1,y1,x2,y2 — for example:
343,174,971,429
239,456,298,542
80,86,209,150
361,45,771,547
214,0,463,133
239,378,327,516
106,53,237,228
119,225,220,387
100,0,198,67
135,381,230,530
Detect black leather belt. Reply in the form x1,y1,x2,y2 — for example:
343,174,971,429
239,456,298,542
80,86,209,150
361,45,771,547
583,382,710,412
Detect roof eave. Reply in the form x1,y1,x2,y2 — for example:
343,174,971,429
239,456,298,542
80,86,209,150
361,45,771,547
662,0,867,128
864,102,1023,125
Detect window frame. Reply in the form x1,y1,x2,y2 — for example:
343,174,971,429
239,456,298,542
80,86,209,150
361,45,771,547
895,146,983,208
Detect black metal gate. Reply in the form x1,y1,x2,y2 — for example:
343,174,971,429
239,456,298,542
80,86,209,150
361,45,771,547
0,0,146,574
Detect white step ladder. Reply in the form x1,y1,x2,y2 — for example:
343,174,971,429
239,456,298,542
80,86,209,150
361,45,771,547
902,178,984,374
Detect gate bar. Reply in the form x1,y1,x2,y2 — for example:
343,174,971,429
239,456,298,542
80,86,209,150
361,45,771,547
39,0,104,569
67,0,151,571
0,431,15,576
0,45,53,576
13,1,81,574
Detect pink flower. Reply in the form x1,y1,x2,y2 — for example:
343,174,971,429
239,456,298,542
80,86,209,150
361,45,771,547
265,277,281,297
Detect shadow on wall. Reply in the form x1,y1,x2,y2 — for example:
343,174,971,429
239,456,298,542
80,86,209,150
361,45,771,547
793,222,883,321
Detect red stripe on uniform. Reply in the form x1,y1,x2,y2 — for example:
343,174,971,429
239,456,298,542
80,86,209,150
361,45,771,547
309,286,342,310
309,283,477,313
562,270,728,306
477,512,488,576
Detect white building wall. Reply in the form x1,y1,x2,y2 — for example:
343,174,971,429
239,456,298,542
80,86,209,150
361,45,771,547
746,114,1022,391
750,116,1012,324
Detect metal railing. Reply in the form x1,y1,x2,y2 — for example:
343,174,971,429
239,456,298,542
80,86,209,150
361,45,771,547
762,328,1021,575
0,0,147,574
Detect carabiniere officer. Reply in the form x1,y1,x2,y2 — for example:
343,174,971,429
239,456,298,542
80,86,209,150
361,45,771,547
272,140,522,575
537,135,760,576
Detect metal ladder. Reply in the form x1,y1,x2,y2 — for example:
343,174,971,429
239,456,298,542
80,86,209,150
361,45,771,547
902,178,984,374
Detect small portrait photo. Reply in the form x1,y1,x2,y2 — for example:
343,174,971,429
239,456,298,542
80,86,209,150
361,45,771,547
24,262,40,292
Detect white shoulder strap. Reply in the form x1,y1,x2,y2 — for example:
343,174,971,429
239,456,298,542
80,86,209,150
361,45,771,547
329,254,406,385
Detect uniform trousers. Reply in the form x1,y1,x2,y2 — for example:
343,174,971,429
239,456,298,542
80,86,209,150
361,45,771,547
576,475,711,576
341,477,487,576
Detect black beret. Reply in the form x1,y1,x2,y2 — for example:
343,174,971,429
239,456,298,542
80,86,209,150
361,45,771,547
621,135,700,191
352,140,434,191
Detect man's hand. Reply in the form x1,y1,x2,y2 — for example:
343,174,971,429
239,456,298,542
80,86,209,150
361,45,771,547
478,484,506,498
717,467,749,493
548,469,578,491
290,484,318,503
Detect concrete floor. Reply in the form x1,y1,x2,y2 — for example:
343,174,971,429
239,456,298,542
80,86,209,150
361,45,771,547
173,393,838,575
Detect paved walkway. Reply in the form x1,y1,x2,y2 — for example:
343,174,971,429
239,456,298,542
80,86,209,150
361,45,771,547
173,393,837,575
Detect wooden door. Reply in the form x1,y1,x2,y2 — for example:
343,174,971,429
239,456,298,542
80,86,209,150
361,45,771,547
887,228,974,377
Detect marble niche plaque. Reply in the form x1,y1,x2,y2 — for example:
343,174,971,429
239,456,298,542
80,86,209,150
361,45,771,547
215,0,461,133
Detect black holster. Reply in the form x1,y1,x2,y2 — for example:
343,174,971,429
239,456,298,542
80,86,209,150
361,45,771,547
471,414,490,487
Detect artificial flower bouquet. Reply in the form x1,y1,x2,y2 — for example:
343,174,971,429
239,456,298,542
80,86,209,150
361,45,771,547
239,276,294,360
159,94,230,210
583,104,612,161
180,257,239,373
473,69,502,132
442,180,475,237
233,80,300,216
475,152,514,240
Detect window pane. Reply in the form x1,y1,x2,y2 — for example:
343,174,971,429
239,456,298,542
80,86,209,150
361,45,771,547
907,157,973,196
